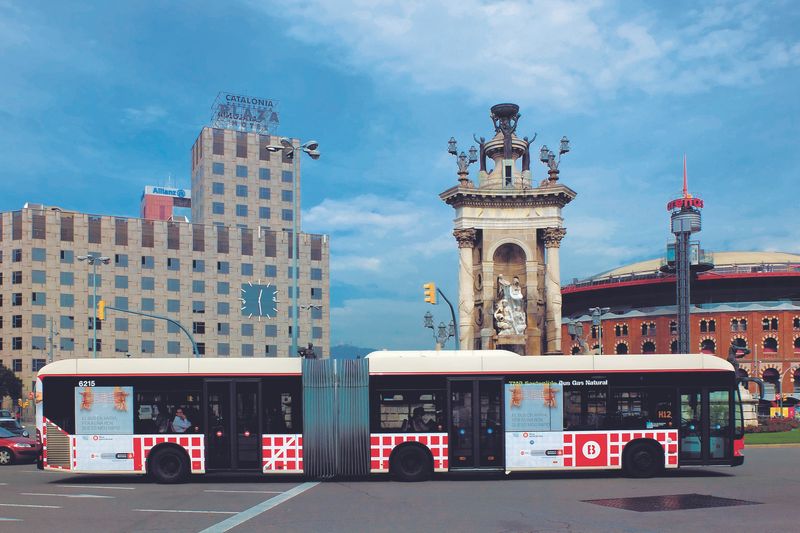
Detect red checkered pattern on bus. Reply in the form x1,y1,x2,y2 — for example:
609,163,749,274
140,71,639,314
370,433,449,473
562,430,679,469
42,417,70,471
262,434,303,473
134,435,205,473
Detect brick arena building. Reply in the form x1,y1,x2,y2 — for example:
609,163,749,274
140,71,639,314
560,251,800,397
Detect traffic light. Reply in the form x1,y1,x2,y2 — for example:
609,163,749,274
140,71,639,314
423,283,437,304
96,299,106,320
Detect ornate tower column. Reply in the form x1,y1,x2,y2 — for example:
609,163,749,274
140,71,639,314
454,228,477,349
543,227,567,354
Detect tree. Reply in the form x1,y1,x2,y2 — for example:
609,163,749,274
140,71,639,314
0,364,23,402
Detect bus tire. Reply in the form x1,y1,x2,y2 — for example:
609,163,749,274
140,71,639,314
148,445,189,484
622,441,663,478
390,444,432,482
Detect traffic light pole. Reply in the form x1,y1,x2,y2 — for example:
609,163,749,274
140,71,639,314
103,305,200,358
436,288,459,350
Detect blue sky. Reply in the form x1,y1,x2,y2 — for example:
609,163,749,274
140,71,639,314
2,1,799,350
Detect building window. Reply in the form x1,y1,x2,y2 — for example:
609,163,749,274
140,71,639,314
217,281,230,295
265,345,277,357
731,318,748,332
217,226,229,254
700,339,716,354
259,135,271,161
167,222,180,250
281,190,293,202
212,202,225,215
31,270,45,284
88,216,102,244
282,209,293,221
115,339,129,353
167,299,180,313
265,324,277,337
217,261,230,274
236,165,248,178
699,319,716,333
141,340,155,354
311,288,322,300
167,257,180,271
192,280,205,293
196,342,206,356
12,359,22,372
614,324,628,337
192,259,205,273
236,184,248,197
259,207,271,219
115,253,128,267
193,322,206,335
12,293,22,306
60,216,74,242
311,268,322,281
12,249,22,262
259,168,270,180
141,298,155,311
89,338,102,353
218,343,230,356
115,218,128,246
88,317,102,331
615,342,628,355
141,319,155,333
32,292,46,306
141,255,154,269
236,204,248,217
212,182,224,194
241,263,253,276
115,275,128,289
669,321,677,335
168,341,181,355
32,314,46,328
141,220,154,247
763,337,778,353
241,344,254,357
32,359,46,372
31,336,46,350
115,318,129,332
264,231,277,258
12,271,22,284
311,307,322,319
60,250,74,263
61,337,74,351
313,326,322,339
60,294,74,307
192,300,205,314
32,248,46,261
641,322,656,336
31,213,46,239
282,171,293,183
236,131,247,158
141,276,155,290
60,316,74,329
192,225,205,252
167,279,180,292
793,317,800,329
217,302,229,315
217,322,230,335
242,323,254,337
762,317,779,331
213,128,224,155
12,315,22,328
794,337,800,353
241,229,253,256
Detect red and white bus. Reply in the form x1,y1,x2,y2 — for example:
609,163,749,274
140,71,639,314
35,350,744,482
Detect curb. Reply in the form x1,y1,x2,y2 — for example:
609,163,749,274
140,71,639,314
745,443,800,448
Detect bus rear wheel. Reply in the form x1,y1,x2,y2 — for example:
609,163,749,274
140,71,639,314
390,445,432,482
622,442,663,478
148,446,189,484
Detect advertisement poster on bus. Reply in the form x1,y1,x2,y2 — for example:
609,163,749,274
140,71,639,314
505,383,563,431
74,386,133,435
74,434,135,471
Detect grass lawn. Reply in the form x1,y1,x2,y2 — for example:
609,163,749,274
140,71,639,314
745,430,800,445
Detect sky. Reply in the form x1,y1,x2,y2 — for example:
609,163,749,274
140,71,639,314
1,1,799,351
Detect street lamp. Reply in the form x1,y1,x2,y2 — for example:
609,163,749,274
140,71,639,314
539,135,570,182
588,307,610,355
447,137,478,186
266,137,320,358
77,254,110,358
424,311,456,349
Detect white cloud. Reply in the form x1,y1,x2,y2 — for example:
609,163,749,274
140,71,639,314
123,105,168,126
251,0,800,109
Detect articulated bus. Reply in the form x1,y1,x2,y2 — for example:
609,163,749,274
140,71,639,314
35,350,744,483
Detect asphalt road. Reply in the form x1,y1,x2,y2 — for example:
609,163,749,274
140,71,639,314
0,447,797,532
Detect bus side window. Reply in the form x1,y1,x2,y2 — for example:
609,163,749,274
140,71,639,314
564,388,607,430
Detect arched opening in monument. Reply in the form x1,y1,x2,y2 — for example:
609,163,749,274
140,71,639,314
492,243,528,340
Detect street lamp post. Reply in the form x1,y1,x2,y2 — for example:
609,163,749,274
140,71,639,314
78,254,110,358
424,311,456,350
588,307,610,354
266,137,320,358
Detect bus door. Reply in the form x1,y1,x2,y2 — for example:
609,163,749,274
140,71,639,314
448,379,504,470
204,380,262,470
678,388,732,464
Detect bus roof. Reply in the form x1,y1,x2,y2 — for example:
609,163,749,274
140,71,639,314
37,352,734,377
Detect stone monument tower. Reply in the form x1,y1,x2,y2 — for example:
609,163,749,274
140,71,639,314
440,103,576,355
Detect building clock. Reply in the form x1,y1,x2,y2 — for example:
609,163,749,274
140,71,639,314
239,280,278,320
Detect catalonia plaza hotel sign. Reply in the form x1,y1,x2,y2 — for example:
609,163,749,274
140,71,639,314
211,92,279,134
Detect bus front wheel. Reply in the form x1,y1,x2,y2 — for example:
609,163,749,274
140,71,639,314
148,446,189,484
622,441,663,478
390,445,432,482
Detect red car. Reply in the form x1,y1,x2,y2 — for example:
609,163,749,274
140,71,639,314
0,426,41,465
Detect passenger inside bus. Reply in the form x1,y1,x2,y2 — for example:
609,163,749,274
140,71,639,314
402,407,438,432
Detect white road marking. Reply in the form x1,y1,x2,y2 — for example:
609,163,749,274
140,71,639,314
56,485,135,490
0,517,23,521
203,489,284,494
0,503,61,509
199,481,319,533
134,509,237,515
21,492,114,499
0,483,8,485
